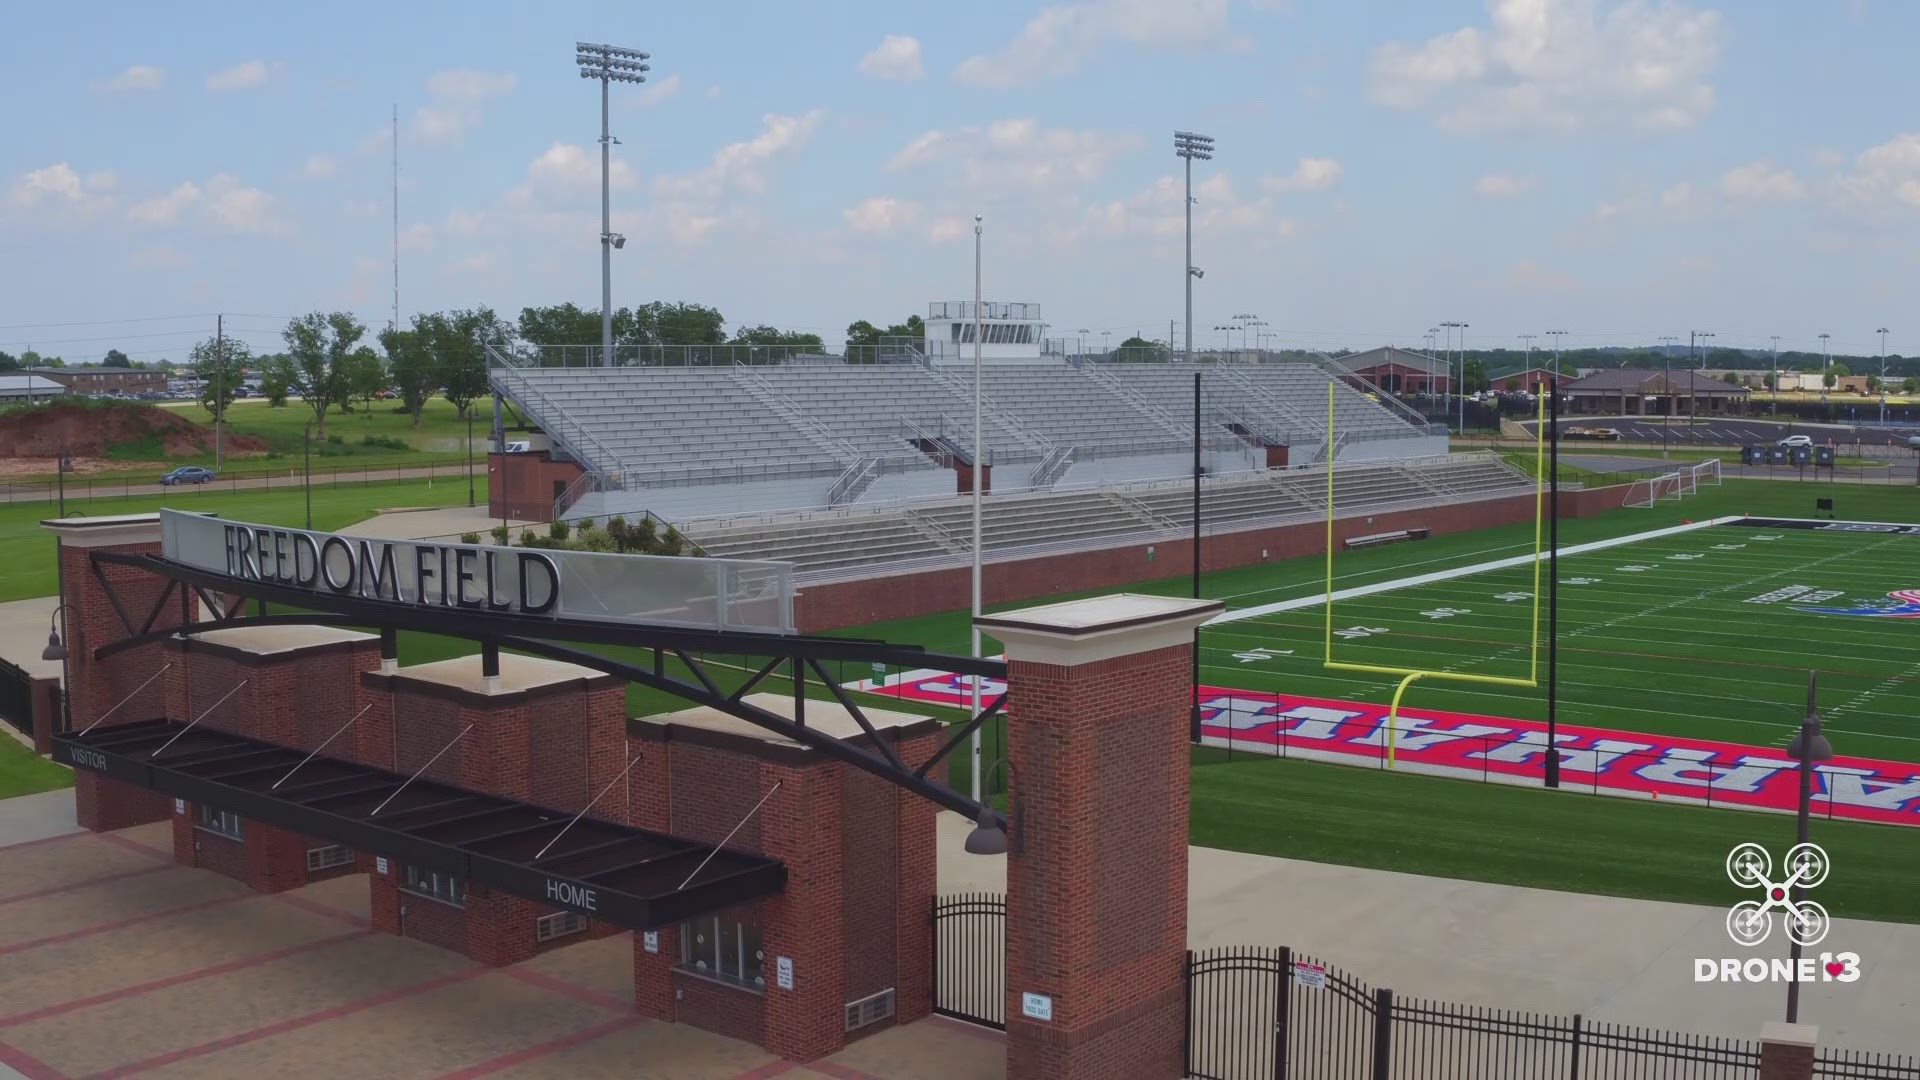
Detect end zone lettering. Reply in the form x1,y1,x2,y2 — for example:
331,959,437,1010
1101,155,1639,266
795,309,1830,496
221,524,559,615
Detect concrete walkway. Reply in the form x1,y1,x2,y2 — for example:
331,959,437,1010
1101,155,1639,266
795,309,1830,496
936,812,1919,1055
337,505,538,542
0,597,61,684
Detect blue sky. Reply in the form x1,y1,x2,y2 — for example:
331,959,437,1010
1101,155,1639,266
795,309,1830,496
3,0,1917,365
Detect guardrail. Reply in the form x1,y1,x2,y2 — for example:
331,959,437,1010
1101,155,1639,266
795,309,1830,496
1310,351,1448,436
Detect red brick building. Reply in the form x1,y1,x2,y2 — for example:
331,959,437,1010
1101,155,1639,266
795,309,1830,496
1338,345,1451,395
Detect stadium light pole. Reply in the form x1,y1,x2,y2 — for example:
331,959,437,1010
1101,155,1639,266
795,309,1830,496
1545,359,1562,788
1175,130,1214,368
1690,331,1714,427
576,42,650,367
1877,327,1889,424
969,214,985,803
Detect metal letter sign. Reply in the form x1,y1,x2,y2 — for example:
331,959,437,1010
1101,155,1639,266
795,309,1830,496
1021,992,1053,1021
776,957,794,991
375,857,389,876
642,931,659,954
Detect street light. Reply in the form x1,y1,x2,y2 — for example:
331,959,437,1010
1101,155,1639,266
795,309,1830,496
963,758,1022,855
1770,335,1782,416
1690,331,1714,425
41,604,67,662
1175,131,1214,367
576,41,650,367
969,214,985,801
1784,670,1834,1025
1819,333,1831,409
1440,322,1468,429
1877,327,1889,424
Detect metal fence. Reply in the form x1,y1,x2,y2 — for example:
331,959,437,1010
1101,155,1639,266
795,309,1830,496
1813,1049,1920,1078
0,460,481,507
931,893,1005,1030
0,657,35,738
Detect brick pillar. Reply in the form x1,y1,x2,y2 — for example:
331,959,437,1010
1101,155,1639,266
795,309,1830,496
46,514,188,832
633,924,678,1023
976,594,1222,1080
892,731,940,1027
760,759,847,1063
1760,1022,1817,1080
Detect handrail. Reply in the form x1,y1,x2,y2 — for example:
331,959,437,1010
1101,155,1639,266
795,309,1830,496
1310,352,1443,435
1031,444,1076,488
486,345,625,477
1217,364,1319,438
729,360,863,465
909,349,1054,456
826,458,879,506
1078,364,1192,439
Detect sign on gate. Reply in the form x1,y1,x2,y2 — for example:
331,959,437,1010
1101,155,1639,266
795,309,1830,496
1021,993,1053,1022
1291,962,1327,991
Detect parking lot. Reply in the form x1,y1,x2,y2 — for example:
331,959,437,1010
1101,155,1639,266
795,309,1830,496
0,819,1002,1080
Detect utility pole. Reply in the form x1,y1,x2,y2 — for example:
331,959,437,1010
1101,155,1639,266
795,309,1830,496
392,104,400,333
575,42,649,366
1519,333,1537,393
969,214,984,802
1819,333,1831,410
1878,327,1890,424
1175,130,1214,371
1691,331,1714,424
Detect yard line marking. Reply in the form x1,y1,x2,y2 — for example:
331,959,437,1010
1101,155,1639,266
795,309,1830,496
1208,517,1737,626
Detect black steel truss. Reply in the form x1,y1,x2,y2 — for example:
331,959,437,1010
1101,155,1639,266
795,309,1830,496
82,550,1011,825
53,719,785,929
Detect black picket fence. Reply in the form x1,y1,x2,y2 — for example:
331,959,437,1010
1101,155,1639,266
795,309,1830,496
931,895,1920,1079
0,656,34,737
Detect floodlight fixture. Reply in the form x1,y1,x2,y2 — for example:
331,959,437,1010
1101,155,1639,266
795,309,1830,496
573,40,649,364
1173,130,1215,161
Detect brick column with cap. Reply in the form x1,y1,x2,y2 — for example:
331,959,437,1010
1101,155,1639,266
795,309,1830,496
975,593,1222,1080
1759,1022,1818,1080
44,513,195,832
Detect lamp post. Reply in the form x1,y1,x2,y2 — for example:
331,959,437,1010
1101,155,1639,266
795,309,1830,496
1877,327,1889,424
1440,322,1468,428
466,410,475,508
1819,333,1831,410
963,758,1021,855
41,604,67,662
970,214,985,803
1784,670,1834,1025
301,418,312,526
1771,335,1781,416
575,42,650,367
1175,130,1214,369
1690,331,1714,424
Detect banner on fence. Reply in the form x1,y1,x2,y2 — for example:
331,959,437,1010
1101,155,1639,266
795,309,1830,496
853,667,1920,827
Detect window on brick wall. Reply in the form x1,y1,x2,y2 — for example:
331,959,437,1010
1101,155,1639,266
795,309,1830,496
306,845,354,872
535,910,586,943
677,913,764,990
194,805,244,840
401,864,466,908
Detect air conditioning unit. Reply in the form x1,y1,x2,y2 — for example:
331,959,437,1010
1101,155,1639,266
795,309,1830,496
844,988,896,1032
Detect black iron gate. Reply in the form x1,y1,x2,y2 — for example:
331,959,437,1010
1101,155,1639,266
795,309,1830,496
931,893,1004,1030
0,656,36,738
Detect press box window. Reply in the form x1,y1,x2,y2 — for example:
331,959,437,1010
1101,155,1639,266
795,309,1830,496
194,805,244,841
677,914,764,990
401,865,465,908
306,845,354,872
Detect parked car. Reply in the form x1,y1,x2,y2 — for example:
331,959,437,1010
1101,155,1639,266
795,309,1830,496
1906,434,1920,450
1564,426,1624,441
1777,434,1814,448
159,466,216,486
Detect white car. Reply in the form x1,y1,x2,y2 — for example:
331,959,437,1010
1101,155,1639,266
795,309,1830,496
1777,434,1813,448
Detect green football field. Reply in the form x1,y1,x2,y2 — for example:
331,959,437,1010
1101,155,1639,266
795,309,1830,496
1205,514,1920,765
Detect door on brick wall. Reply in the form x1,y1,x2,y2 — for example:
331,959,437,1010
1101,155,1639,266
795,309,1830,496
931,893,1004,1030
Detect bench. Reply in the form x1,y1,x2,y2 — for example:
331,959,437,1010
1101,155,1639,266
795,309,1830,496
1343,526,1432,550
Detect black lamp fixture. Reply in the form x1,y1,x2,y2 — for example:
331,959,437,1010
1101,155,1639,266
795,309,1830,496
1787,712,1834,764
963,757,1022,855
41,604,67,662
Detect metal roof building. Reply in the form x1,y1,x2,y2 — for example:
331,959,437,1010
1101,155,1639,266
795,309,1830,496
0,374,69,400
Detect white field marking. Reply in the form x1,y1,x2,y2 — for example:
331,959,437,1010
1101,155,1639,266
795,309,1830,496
1205,517,1739,627
1830,655,1920,717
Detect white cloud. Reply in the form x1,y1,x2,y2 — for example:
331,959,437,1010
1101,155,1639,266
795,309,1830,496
97,65,166,93
844,196,922,234
516,142,637,196
633,73,681,107
657,110,824,199
205,60,278,92
1720,160,1804,201
301,154,338,179
956,0,1242,88
1263,157,1343,193
413,70,519,142
444,208,486,236
1473,171,1539,197
859,35,924,79
399,223,433,253
886,119,1141,191
11,163,83,206
127,175,286,236
1082,172,1287,241
6,162,119,220
1508,258,1575,292
927,217,970,244
86,170,118,193
1368,0,1722,134
1660,181,1697,210
1828,133,1920,211
446,252,498,275
128,181,200,224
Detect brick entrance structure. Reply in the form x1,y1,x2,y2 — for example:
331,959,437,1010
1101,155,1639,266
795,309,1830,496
977,594,1222,1080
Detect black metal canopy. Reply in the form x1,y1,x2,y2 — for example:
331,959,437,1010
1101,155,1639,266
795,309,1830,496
53,719,785,930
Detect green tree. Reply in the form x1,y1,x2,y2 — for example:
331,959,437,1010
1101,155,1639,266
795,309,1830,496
420,307,507,419
258,353,293,407
344,345,388,415
101,349,132,367
190,335,251,436
282,311,367,437
379,325,437,426
1903,377,1918,395
844,314,925,359
0,351,17,371
1462,358,1490,394
1866,374,1882,394
516,302,607,346
729,325,823,351
1115,335,1168,362
1762,372,1777,390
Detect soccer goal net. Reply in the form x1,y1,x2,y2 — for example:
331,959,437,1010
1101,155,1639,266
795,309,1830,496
1625,472,1683,508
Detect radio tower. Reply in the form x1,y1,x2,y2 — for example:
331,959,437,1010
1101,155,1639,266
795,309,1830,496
391,104,400,331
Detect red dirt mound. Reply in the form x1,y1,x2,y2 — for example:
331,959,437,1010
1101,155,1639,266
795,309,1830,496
0,402,267,459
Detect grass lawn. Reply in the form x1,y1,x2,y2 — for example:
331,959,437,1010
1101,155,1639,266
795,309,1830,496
15,397,482,484
0,732,73,798
1190,753,1916,924
0,477,475,602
